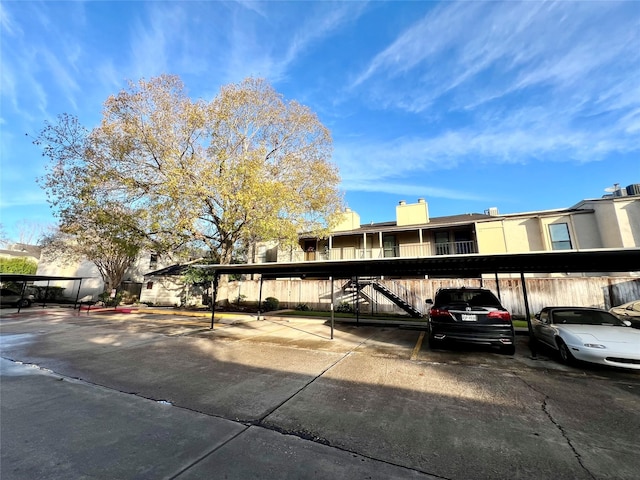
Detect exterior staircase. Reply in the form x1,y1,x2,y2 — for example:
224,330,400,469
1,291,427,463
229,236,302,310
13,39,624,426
343,277,423,318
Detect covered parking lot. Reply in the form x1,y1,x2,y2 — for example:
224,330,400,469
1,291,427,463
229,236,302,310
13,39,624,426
200,248,640,348
1,307,639,479
2,248,639,478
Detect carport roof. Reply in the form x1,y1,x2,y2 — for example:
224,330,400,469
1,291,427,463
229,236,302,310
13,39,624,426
0,274,85,282
194,248,640,279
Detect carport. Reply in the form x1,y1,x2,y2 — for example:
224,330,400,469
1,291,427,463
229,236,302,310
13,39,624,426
0,274,86,313
197,248,640,355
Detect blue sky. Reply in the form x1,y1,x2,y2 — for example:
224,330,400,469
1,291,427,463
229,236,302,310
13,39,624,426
1,1,639,241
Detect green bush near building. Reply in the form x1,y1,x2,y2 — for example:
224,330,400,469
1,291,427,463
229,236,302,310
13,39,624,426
0,257,37,274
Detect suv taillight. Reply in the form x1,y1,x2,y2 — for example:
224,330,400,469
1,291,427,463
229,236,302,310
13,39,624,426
487,310,512,321
430,308,453,317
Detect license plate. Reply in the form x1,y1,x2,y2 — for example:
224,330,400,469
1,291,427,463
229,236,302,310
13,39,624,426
461,314,477,322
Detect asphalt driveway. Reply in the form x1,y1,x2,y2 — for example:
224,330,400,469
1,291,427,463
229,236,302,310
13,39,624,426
1,308,639,479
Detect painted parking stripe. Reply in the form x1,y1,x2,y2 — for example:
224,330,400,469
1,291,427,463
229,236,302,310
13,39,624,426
410,331,425,361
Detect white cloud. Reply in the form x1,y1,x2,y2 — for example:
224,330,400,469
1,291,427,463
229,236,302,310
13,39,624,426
334,0,640,195
129,5,175,79
0,188,48,209
351,1,640,120
219,2,367,84
343,179,487,202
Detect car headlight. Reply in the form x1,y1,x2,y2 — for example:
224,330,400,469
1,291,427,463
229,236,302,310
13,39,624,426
583,343,606,349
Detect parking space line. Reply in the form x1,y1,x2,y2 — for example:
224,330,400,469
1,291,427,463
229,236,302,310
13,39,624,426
410,331,425,361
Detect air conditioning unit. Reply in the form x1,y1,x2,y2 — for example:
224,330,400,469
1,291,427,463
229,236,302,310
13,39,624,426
626,184,640,196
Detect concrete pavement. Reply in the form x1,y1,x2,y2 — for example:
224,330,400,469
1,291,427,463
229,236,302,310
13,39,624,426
1,308,639,479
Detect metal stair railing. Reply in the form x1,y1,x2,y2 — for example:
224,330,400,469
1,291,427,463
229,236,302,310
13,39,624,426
343,278,423,318
371,281,423,318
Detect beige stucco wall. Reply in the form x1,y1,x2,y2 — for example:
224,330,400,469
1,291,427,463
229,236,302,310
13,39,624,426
616,199,640,247
35,249,171,301
588,201,623,248
396,199,429,226
139,276,186,306
477,217,546,253
572,198,640,248
571,213,602,249
475,221,507,253
477,212,604,254
35,258,103,300
333,209,361,232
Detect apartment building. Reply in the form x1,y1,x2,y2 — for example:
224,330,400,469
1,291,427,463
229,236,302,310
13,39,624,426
254,185,640,276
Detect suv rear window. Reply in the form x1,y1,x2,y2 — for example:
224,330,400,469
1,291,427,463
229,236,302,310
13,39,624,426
435,289,502,308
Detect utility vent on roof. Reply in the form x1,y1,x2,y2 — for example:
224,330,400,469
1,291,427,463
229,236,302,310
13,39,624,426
485,207,499,216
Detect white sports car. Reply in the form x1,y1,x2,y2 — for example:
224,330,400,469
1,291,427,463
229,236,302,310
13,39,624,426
532,307,640,370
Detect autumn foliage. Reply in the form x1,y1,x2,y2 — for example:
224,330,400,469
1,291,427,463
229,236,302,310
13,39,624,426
36,75,343,282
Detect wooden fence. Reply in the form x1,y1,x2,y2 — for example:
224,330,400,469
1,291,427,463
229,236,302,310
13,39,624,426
220,276,640,317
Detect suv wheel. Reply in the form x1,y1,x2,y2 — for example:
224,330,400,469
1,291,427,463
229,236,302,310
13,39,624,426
500,344,516,355
427,328,443,350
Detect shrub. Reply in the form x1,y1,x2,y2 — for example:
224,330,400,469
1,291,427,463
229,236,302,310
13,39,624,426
121,291,139,305
0,257,38,274
336,301,353,313
262,296,280,311
98,291,123,307
295,303,310,311
30,286,66,302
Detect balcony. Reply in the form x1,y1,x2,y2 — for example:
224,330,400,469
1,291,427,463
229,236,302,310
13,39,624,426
255,241,478,264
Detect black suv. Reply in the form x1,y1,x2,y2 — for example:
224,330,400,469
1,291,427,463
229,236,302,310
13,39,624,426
426,287,515,354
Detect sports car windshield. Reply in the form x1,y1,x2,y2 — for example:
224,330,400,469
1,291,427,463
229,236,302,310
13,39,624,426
552,310,626,326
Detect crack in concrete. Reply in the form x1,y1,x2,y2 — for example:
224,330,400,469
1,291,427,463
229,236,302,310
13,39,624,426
3,356,439,479
515,373,597,480
166,425,251,480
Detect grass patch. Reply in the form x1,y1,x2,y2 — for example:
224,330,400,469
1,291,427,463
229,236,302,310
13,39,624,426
278,309,425,322
279,310,530,328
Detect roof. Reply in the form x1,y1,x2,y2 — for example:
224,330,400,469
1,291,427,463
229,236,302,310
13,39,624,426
145,264,193,277
324,208,598,238
193,248,640,279
145,258,208,277
325,213,495,237
0,274,85,282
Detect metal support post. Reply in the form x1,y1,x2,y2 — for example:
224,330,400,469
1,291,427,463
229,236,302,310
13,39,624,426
257,275,264,320
42,280,51,308
73,281,82,311
330,276,334,340
210,272,219,330
355,276,360,326
17,281,27,314
521,271,536,358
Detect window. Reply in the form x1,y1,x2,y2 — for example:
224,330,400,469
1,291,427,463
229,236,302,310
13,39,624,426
382,235,397,257
538,310,549,324
549,223,572,250
146,281,154,290
434,231,450,255
149,253,158,269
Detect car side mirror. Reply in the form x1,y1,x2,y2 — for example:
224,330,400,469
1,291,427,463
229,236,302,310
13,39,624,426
534,313,540,320
425,299,433,305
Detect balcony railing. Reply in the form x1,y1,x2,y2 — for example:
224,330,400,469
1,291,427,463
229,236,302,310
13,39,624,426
253,241,478,264
434,240,477,255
